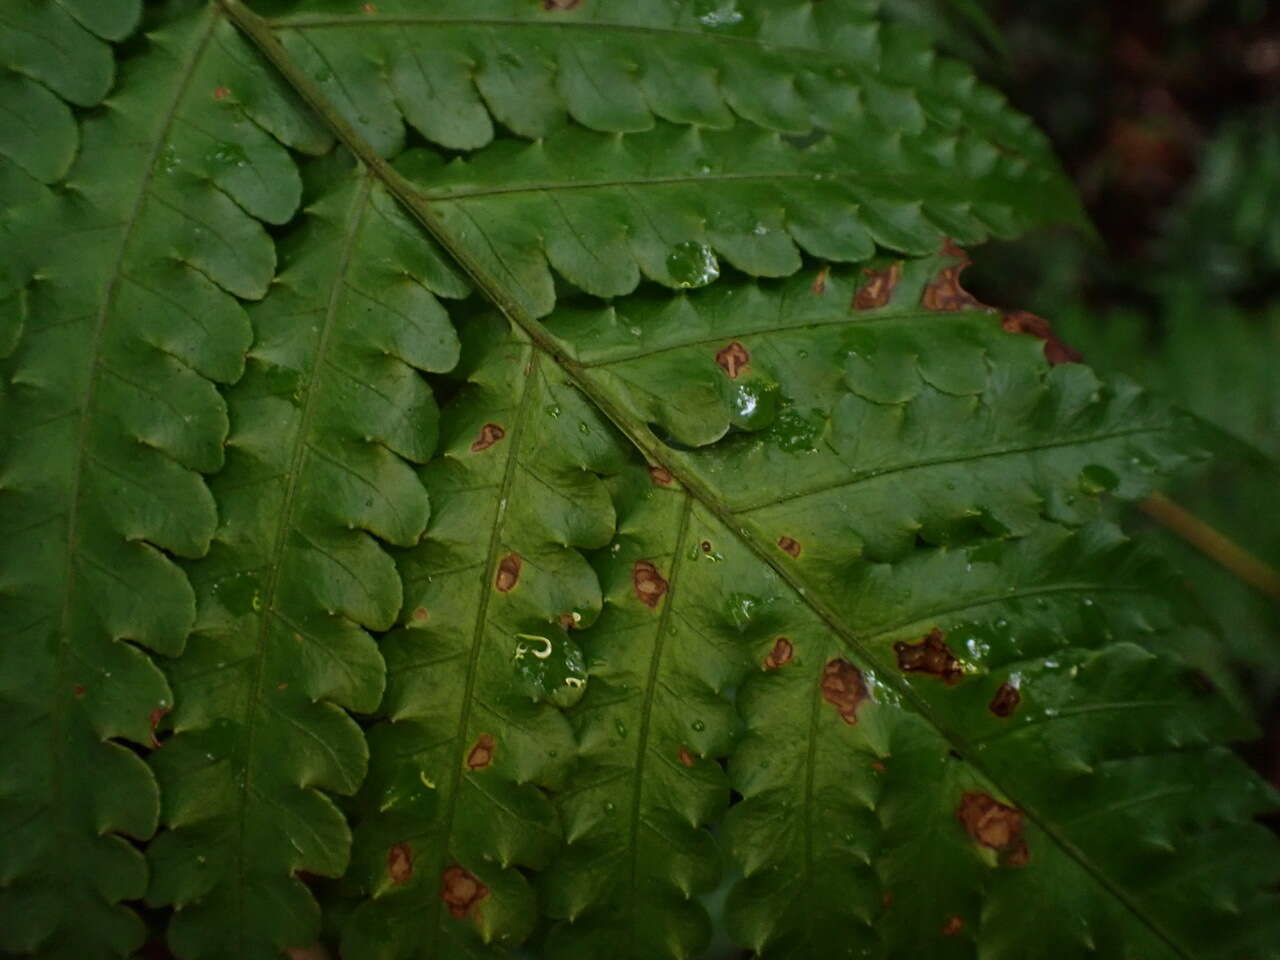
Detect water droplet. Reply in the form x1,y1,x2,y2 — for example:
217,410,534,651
205,141,249,173
512,632,589,708
545,404,561,418
629,325,642,337
614,718,627,738
666,240,720,289
578,422,591,435
752,222,768,236
1079,464,1120,495
691,719,706,732
696,1,744,26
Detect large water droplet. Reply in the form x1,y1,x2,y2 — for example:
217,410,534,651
1079,463,1120,495
666,241,720,289
696,1,744,27
512,632,588,708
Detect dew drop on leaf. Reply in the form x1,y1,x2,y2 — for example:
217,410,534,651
1079,463,1120,494
512,632,588,707
666,241,720,288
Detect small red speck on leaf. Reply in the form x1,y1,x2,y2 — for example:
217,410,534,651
648,465,673,486
853,263,901,310
894,628,964,685
213,86,230,101
467,734,495,770
387,843,413,884
412,607,429,622
440,866,489,918
632,560,668,608
821,659,870,724
362,2,378,12
763,637,794,670
72,684,86,698
148,706,171,749
715,342,750,379
495,554,521,593
470,423,505,452
811,267,829,295
942,915,965,937
678,747,696,767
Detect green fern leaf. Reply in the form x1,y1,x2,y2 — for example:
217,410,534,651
3,2,1279,960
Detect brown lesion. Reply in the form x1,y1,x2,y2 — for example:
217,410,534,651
762,637,794,670
466,733,495,770
921,239,986,313
470,423,506,452
941,915,965,937
894,628,964,685
853,262,902,310
494,553,521,593
811,266,829,295
956,792,1030,867
648,465,673,486
1001,310,1084,366
678,747,696,767
387,843,413,885
632,560,668,608
777,535,802,558
921,239,1082,366
148,705,170,749
988,682,1021,717
440,866,489,919
821,658,870,724
715,341,750,379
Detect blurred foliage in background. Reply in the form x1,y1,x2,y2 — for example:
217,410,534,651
944,0,1280,795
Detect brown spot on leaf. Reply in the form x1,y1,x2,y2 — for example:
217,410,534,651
494,554,521,593
763,637,794,670
633,560,668,608
148,706,170,749
853,262,901,310
957,792,1030,866
678,747,696,767
811,266,829,295
470,423,506,452
894,628,964,685
700,540,712,553
942,915,965,937
466,734,495,770
715,341,750,379
882,891,894,908
558,612,576,630
821,658,870,724
276,682,288,691
777,536,802,558
440,865,488,919
989,682,1021,718
1001,310,1083,366
387,843,413,885
921,243,985,313
72,684,85,698
361,1,377,11
543,0,581,8
213,86,230,101
872,760,887,773
648,465,673,486
412,607,429,622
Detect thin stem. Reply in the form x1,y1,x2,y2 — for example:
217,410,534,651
1140,492,1280,604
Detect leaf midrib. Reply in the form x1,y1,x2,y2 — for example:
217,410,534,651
217,3,1191,955
50,0,219,903
234,171,373,956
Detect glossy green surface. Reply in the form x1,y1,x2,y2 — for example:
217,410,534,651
0,2,1277,960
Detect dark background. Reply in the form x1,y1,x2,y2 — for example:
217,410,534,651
950,0,1280,801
